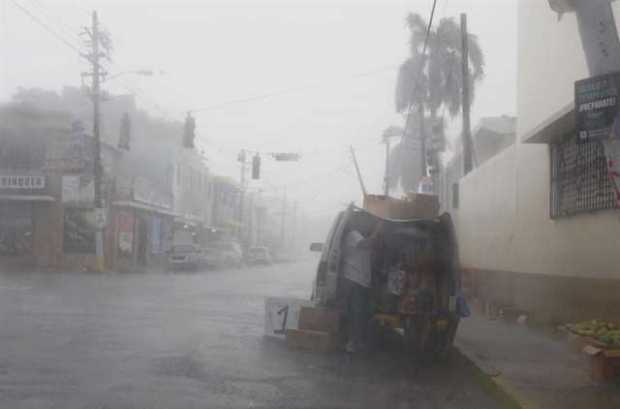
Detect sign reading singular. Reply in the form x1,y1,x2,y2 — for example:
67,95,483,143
575,72,620,142
0,175,45,190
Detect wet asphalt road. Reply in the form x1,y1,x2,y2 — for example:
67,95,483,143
0,259,502,409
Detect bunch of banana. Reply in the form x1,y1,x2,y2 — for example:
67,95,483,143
568,320,620,346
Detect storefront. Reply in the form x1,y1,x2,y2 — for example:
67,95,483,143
0,174,58,270
110,203,174,272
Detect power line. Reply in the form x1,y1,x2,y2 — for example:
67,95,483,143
187,63,398,113
8,0,83,56
25,0,81,41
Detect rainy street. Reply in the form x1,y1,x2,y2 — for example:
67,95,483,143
0,260,503,409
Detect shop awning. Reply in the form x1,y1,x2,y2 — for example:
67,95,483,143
522,102,574,144
112,200,176,216
0,194,55,202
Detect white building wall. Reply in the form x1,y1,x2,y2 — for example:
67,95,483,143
455,1,620,280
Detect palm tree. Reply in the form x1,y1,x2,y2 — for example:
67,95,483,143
390,13,484,192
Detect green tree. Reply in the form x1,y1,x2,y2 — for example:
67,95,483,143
390,13,484,192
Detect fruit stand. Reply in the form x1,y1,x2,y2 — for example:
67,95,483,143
566,320,620,382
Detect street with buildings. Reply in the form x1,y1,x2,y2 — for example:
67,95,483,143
0,87,305,274
0,261,505,409
5,0,620,408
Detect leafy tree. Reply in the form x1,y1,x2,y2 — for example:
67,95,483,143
390,13,484,192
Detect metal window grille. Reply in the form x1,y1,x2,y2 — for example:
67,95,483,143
550,137,615,218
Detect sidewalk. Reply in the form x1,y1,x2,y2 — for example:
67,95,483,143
456,313,620,409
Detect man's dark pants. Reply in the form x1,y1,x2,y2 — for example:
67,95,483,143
344,279,371,348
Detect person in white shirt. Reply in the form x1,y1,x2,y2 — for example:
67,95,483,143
342,222,382,353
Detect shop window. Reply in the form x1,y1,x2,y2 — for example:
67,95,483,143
550,137,615,218
63,209,96,253
0,203,33,256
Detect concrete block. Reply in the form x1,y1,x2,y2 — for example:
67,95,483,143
298,306,341,334
285,329,337,353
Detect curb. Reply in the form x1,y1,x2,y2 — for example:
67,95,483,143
454,345,534,409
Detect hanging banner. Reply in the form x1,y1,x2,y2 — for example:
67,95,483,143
575,72,620,142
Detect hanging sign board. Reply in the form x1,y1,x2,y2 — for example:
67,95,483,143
575,72,620,142
0,175,45,190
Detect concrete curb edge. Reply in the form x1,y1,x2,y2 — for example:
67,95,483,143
454,346,534,409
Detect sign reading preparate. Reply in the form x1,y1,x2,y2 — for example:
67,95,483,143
575,72,620,142
0,175,45,189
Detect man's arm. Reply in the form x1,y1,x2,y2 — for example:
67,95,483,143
355,222,383,249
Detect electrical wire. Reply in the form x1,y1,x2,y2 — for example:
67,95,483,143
8,0,83,57
185,63,398,114
25,0,81,41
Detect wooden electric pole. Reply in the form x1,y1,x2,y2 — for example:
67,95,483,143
461,13,474,175
83,11,107,271
280,187,287,250
238,149,247,242
383,138,390,197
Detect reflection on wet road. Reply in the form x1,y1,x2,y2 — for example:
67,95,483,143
0,260,501,409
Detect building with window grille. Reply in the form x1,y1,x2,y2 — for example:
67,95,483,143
454,1,620,323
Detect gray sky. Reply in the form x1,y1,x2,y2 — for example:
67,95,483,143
0,0,517,221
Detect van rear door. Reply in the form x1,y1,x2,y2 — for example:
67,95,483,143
314,206,352,306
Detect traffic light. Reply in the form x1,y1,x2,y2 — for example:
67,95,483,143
272,152,300,161
183,112,196,148
252,154,261,179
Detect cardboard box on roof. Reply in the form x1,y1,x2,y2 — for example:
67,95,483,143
363,193,439,219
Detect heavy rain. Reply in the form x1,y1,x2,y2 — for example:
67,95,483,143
1,0,620,408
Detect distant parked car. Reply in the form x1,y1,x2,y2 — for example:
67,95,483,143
246,246,272,265
202,246,222,269
208,241,243,269
168,244,206,270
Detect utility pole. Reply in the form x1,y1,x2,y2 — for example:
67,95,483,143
418,105,427,180
238,149,247,244
291,200,297,253
461,13,474,175
84,11,106,272
247,192,254,247
280,187,287,251
383,138,390,197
